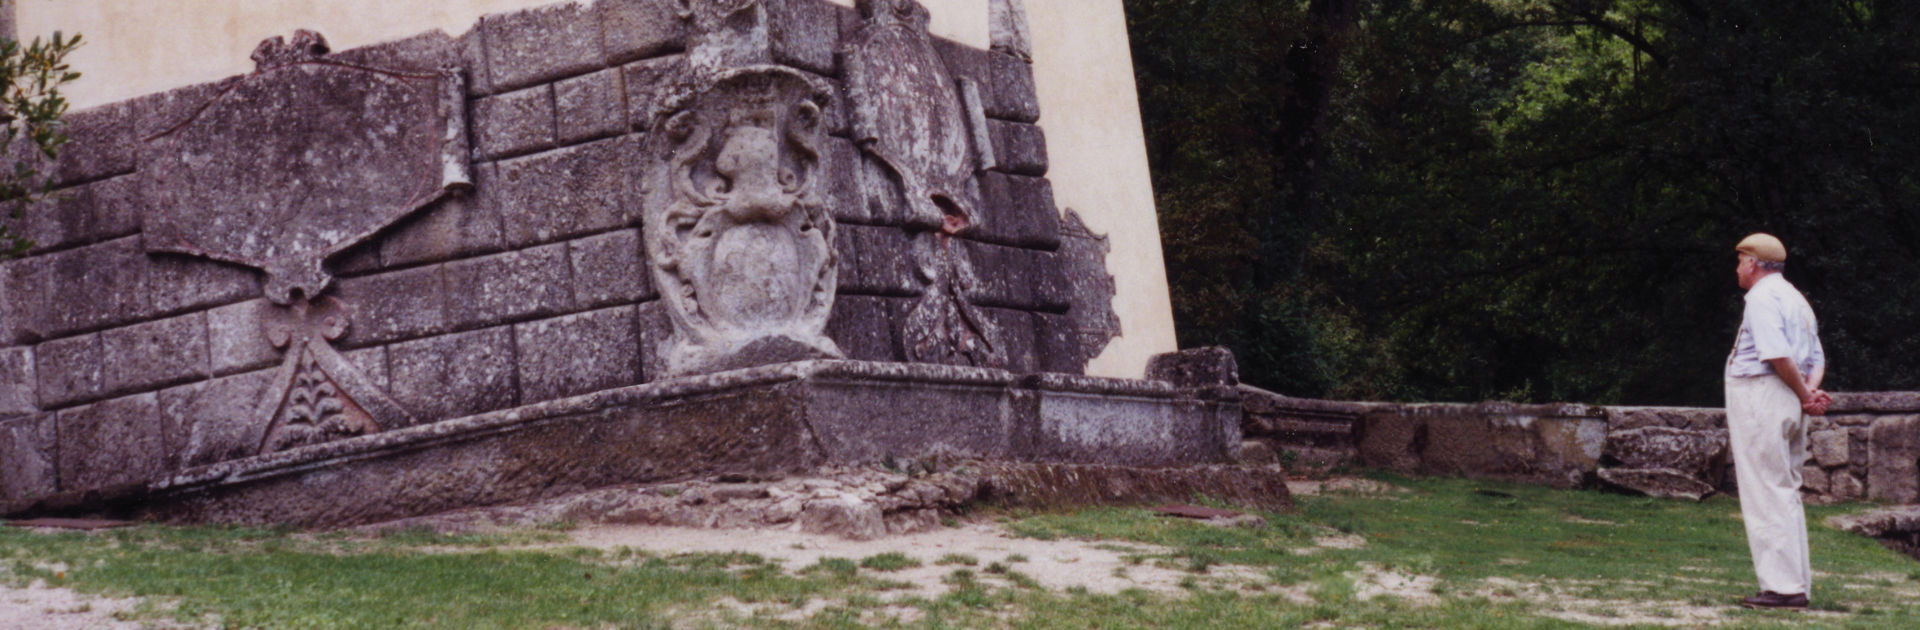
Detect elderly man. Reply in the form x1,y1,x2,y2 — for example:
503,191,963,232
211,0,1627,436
1725,232,1829,610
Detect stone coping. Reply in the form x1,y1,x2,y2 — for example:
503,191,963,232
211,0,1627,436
155,360,1207,496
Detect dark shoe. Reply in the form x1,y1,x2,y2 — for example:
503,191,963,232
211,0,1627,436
1741,591,1808,610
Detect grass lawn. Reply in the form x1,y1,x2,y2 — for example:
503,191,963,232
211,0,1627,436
5,474,1919,628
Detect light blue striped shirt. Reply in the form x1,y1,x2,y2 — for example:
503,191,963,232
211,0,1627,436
1727,273,1825,379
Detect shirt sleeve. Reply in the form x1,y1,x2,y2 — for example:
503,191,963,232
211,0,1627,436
1744,292,1793,361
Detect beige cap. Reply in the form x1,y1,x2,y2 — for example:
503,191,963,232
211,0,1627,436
1736,233,1787,262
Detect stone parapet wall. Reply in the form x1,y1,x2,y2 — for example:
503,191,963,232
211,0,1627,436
1334,391,1920,504
0,0,1119,515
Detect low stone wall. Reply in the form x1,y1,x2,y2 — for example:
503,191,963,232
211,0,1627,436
1342,392,1920,504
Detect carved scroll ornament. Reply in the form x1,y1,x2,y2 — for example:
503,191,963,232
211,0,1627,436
643,66,844,376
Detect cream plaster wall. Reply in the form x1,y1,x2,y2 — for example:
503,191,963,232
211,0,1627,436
16,0,1176,377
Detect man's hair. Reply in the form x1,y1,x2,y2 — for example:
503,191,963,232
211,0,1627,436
1755,258,1786,273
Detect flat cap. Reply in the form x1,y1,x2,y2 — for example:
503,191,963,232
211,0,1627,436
1736,233,1787,262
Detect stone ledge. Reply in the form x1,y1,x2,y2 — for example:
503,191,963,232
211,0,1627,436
123,360,1236,527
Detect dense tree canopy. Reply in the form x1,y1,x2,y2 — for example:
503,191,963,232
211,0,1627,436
1128,0,1920,405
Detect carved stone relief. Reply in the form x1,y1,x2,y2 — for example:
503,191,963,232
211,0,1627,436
844,0,988,233
642,66,844,376
140,30,467,453
141,30,472,305
903,234,1006,367
249,296,412,453
845,0,1012,369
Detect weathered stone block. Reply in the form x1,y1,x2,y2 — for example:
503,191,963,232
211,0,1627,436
636,300,672,382
1021,374,1239,467
0,257,44,344
380,165,507,268
0,413,56,512
8,185,90,255
962,240,1063,311
621,54,691,131
1004,174,1061,250
1869,415,1920,503
206,299,279,376
473,85,557,160
599,0,686,65
0,347,36,417
334,265,450,348
980,306,1036,373
1032,311,1088,375
479,1,604,93
57,393,163,491
329,31,459,73
1832,471,1865,500
34,333,101,408
1802,464,1830,496
515,305,640,403
1831,392,1920,414
158,369,274,469
835,224,916,296
89,174,144,242
819,135,866,224
768,0,840,75
1596,468,1715,501
445,242,577,329
343,346,391,396
975,172,1061,250
1811,428,1850,468
41,236,150,336
1147,346,1240,388
826,295,904,362
569,228,654,307
988,119,1047,176
131,78,234,144
101,312,210,396
986,51,1039,123
1603,426,1728,475
555,68,627,145
495,136,640,247
389,326,518,424
147,253,258,317
1359,406,1608,488
53,102,135,186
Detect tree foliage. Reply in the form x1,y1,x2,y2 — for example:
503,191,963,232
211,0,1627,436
0,26,82,258
1129,0,1920,405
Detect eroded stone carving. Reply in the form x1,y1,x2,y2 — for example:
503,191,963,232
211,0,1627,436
1055,209,1122,372
643,66,843,376
142,30,472,305
903,233,1006,367
678,0,772,76
844,0,1013,369
250,296,412,453
844,0,988,232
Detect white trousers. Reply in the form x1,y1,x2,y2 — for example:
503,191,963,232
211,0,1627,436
1725,375,1812,596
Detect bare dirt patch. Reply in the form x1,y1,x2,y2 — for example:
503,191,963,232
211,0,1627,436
1476,576,1732,627
563,520,1263,596
0,581,187,630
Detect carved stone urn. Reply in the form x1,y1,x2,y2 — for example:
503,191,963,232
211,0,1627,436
642,66,843,376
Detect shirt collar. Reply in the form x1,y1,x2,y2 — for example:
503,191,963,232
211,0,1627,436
1747,272,1787,295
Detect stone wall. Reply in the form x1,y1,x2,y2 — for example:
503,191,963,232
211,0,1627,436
1332,391,1920,503
0,0,1118,514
